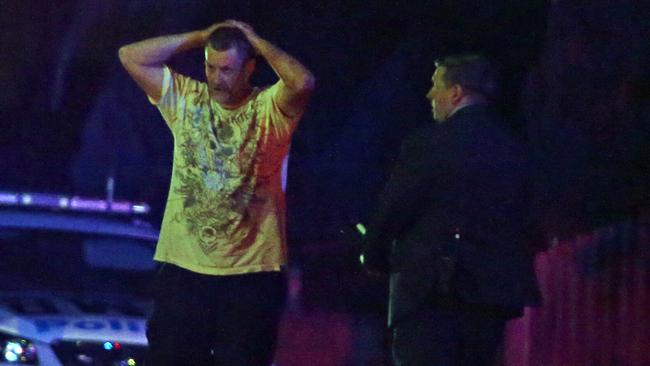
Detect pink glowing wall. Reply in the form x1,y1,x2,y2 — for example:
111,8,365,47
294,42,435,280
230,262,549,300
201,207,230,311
504,217,650,366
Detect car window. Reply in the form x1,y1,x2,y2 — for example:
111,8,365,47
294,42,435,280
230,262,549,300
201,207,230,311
84,237,156,271
0,229,157,297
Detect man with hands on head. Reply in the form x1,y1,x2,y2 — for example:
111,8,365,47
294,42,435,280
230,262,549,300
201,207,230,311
119,20,314,366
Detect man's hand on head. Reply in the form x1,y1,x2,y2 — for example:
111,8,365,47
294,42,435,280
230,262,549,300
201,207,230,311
199,23,221,44
222,20,257,38
223,20,261,53
200,21,241,43
202,20,261,55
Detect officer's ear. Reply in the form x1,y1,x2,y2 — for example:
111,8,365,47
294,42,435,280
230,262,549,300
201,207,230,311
450,84,465,104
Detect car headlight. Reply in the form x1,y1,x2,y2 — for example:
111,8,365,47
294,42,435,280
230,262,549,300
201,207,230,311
0,333,38,364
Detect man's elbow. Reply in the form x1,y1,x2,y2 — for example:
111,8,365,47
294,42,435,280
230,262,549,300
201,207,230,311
118,45,133,65
298,74,316,94
283,75,314,101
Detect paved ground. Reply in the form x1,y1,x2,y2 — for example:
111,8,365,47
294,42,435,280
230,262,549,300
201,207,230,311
275,308,388,366
273,267,390,366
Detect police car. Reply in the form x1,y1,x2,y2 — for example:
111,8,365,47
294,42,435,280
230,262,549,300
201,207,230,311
0,192,158,365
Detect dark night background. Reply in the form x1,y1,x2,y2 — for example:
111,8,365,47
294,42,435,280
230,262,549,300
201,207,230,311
1,0,648,277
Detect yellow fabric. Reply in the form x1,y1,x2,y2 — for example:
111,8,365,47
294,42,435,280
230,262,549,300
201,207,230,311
149,66,300,275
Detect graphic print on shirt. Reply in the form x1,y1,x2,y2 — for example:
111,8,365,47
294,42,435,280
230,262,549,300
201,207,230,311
172,97,262,256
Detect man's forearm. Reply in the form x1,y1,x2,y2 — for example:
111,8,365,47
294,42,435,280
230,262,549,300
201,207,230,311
118,31,206,66
249,36,315,92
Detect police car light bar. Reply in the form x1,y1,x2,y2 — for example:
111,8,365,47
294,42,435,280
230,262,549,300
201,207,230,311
0,191,150,215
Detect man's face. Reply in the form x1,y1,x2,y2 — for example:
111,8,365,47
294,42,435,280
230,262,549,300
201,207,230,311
426,67,456,123
204,46,254,106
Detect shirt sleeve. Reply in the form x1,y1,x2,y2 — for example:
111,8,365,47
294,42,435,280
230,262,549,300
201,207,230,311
259,81,303,141
147,66,172,107
148,66,203,132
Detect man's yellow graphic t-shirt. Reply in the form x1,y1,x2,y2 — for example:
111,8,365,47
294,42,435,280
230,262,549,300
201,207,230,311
150,67,300,275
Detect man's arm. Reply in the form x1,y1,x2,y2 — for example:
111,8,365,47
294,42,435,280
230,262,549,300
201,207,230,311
118,25,218,102
227,20,315,117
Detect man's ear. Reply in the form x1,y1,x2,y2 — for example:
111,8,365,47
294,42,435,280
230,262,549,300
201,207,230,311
451,84,465,105
244,58,256,78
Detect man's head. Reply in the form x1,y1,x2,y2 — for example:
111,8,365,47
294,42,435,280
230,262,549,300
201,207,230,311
204,26,257,107
426,54,497,122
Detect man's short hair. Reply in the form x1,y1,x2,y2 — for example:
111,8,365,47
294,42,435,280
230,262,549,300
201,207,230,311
435,54,498,100
207,27,255,62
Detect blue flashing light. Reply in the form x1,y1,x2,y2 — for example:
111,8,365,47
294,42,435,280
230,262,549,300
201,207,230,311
103,342,113,351
0,191,151,215
132,204,149,214
0,193,18,204
21,195,32,205
59,197,70,208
